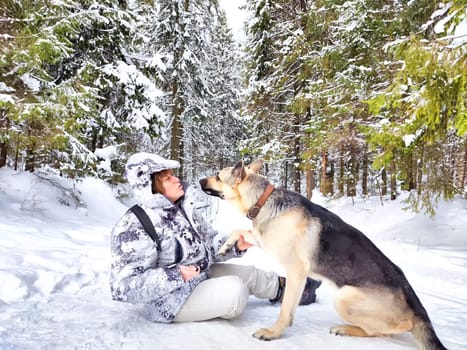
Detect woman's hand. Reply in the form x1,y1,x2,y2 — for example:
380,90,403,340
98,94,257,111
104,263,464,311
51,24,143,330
179,265,201,282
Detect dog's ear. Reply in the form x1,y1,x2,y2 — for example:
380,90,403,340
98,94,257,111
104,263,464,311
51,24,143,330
232,160,245,182
248,159,264,174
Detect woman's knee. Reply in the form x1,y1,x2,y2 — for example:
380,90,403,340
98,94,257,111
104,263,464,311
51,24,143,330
220,276,249,319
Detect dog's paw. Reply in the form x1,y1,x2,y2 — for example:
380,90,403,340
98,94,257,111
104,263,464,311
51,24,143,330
330,325,346,336
330,324,368,337
253,328,280,341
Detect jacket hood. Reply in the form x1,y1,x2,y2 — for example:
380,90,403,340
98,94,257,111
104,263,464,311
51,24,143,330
125,152,180,202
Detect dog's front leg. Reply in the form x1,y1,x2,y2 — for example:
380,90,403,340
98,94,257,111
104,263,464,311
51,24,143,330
218,229,253,255
253,266,308,340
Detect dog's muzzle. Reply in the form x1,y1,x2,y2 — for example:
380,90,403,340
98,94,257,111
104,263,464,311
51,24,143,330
199,178,223,199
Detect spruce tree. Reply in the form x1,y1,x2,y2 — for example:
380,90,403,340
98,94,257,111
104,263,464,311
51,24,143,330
366,2,466,214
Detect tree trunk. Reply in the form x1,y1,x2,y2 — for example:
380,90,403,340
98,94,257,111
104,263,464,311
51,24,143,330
406,152,416,191
90,129,98,153
169,1,188,177
306,168,314,200
0,114,8,168
170,86,183,170
0,141,6,168
443,140,455,198
24,122,35,172
320,151,334,196
362,147,368,196
293,114,301,193
381,168,387,196
455,138,466,193
25,146,35,172
338,145,344,195
390,160,397,200
294,161,301,193
417,145,424,195
346,142,357,197
14,131,20,171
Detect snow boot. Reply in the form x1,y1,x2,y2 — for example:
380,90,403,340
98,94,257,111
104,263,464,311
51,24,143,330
269,277,322,305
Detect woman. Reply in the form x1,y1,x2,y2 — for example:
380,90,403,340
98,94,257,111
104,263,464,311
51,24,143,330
110,152,321,323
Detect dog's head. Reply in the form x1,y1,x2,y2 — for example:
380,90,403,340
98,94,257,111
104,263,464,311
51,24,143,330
199,160,264,204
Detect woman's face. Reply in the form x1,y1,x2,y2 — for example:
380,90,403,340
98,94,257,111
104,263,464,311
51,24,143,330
160,170,184,203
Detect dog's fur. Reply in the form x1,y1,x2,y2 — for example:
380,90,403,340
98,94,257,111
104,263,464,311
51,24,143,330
199,160,446,349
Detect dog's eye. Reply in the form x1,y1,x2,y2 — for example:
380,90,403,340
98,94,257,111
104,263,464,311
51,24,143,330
216,173,221,182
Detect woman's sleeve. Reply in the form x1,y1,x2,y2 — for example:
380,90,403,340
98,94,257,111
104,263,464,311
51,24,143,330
193,210,245,262
109,213,184,304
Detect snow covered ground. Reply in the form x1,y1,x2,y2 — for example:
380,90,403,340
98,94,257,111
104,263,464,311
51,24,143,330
0,168,466,350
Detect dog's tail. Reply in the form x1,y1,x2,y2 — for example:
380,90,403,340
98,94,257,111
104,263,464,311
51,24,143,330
412,316,447,350
399,278,447,350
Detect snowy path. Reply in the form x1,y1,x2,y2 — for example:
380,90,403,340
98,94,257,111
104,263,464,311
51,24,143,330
0,170,466,349
1,240,466,350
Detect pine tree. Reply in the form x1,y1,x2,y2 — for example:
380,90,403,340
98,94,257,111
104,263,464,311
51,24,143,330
0,0,162,179
191,11,244,176
147,0,243,179
242,0,299,186
366,2,466,214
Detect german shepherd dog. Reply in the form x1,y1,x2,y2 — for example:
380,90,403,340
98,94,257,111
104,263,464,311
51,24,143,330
199,160,446,349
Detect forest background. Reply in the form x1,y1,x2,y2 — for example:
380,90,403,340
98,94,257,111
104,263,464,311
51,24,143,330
0,0,466,215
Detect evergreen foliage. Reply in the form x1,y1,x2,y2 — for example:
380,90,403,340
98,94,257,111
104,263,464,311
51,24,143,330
142,0,243,179
1,0,242,183
1,0,465,215
242,0,466,214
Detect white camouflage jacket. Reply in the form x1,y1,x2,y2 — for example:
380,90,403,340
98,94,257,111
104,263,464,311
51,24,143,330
110,183,240,322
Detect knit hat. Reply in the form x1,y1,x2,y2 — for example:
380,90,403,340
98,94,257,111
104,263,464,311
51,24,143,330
125,152,180,190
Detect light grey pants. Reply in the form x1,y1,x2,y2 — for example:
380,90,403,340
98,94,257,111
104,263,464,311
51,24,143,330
173,263,280,322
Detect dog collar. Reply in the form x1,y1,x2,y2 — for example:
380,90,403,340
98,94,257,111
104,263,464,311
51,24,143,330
247,183,275,220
